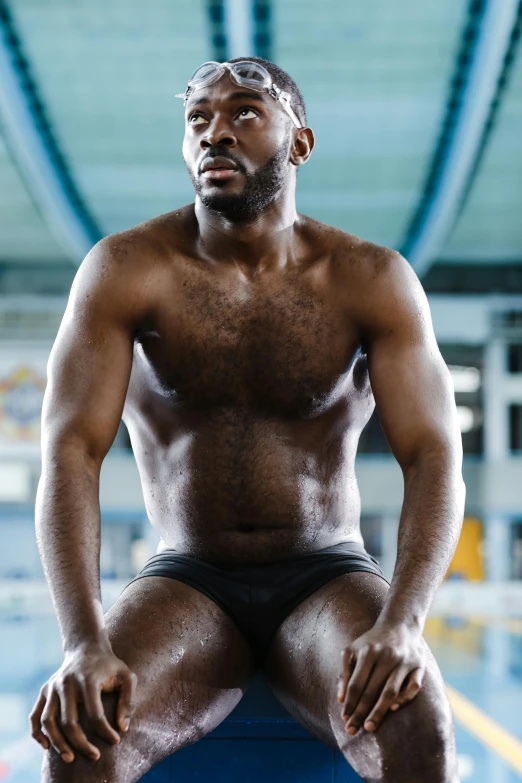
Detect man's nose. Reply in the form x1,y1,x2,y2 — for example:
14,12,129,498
200,119,237,149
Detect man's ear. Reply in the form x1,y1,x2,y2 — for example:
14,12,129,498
290,127,315,167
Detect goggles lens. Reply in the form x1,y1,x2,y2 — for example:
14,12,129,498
230,61,271,90
188,61,223,87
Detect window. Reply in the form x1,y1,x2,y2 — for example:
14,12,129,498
508,344,522,374
509,405,522,453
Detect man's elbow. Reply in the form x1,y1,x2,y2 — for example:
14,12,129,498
401,435,464,484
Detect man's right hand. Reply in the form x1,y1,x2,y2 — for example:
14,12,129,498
29,641,138,763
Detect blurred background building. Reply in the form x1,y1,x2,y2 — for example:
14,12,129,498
0,1,521,781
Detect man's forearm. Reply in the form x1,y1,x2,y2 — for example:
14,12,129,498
377,449,465,631
35,446,109,651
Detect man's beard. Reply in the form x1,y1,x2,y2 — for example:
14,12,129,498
188,142,289,223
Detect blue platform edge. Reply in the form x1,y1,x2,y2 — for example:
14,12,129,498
140,674,363,782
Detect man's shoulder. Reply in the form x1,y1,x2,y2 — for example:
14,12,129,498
304,218,427,326
333,230,404,283
300,214,402,273
93,204,196,266
70,205,196,320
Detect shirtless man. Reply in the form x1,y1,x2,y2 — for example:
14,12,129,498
30,58,465,782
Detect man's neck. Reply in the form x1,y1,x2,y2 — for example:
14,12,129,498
194,191,300,276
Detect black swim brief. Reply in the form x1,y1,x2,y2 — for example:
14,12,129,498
129,541,388,665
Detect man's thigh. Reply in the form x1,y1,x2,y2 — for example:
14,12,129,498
262,572,457,782
42,576,255,782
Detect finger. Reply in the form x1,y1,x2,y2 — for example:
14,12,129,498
41,691,75,762
116,670,138,733
29,691,50,750
393,667,424,706
337,649,356,703
341,650,376,724
345,662,392,735
363,664,411,731
82,681,121,745
59,681,101,761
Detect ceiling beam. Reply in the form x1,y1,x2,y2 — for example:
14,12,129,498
252,1,272,60
207,0,271,61
207,0,228,62
0,2,101,265
401,0,521,278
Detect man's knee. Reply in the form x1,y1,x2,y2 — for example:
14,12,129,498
40,693,147,783
39,689,209,783
338,680,458,782
41,730,152,783
381,691,456,780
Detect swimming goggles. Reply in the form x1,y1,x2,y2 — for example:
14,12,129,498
176,60,303,128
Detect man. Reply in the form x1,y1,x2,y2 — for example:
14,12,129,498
30,57,464,782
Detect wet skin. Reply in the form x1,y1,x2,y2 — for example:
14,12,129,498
126,209,371,563
31,74,463,782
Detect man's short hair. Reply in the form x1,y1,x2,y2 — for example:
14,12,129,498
228,56,307,127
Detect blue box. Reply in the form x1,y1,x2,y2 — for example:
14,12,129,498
140,674,362,782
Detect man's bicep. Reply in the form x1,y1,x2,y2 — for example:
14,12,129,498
365,281,459,470
42,245,136,463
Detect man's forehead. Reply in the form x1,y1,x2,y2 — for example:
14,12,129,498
185,87,269,111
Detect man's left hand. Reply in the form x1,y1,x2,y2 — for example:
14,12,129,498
337,622,426,735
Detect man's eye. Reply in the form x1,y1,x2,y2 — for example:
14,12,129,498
238,108,257,120
189,114,207,126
